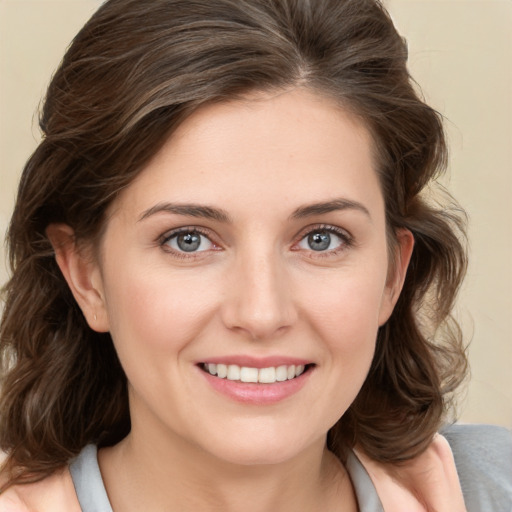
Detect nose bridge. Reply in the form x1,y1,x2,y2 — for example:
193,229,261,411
222,242,296,340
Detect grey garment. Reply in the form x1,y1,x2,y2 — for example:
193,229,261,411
346,452,384,511
69,444,113,512
69,424,512,512
441,424,512,512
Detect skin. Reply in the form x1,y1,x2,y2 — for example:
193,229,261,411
49,88,414,511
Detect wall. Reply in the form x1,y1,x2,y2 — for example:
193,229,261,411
1,0,511,427
388,0,512,427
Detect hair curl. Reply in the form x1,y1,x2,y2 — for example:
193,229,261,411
0,0,467,488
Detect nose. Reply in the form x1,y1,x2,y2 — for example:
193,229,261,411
220,249,297,341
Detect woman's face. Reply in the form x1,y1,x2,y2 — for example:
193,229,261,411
85,89,411,465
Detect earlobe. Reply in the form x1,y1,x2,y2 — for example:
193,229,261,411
378,229,415,326
46,223,109,332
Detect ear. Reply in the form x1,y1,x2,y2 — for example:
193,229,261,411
46,223,109,332
378,228,414,326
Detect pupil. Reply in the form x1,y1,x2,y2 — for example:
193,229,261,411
308,232,330,251
177,233,201,252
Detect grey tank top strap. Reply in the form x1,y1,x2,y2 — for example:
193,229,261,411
346,452,384,512
69,444,113,512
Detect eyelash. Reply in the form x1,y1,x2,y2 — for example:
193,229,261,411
159,226,218,260
159,224,353,260
294,224,354,258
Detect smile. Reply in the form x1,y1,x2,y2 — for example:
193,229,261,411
202,363,306,384
198,359,314,404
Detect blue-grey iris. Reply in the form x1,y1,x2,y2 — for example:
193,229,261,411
177,232,201,252
308,232,330,251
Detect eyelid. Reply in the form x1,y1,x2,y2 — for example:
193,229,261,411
292,224,354,255
159,226,212,243
159,226,221,257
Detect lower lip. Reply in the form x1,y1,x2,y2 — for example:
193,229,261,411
198,366,313,405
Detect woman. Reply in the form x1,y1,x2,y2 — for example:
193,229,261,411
0,0,510,510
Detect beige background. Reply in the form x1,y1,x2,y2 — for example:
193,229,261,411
1,0,511,427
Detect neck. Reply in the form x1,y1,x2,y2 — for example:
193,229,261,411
99,425,356,512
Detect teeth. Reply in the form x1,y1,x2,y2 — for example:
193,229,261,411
227,364,240,380
275,365,288,382
240,367,259,383
217,364,227,378
258,367,276,383
203,363,308,383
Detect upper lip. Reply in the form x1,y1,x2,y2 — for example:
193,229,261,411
198,355,313,368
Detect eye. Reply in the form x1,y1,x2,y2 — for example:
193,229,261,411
162,229,214,253
296,227,350,253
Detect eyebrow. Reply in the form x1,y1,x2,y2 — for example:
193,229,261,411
290,198,371,220
138,202,232,223
138,197,371,223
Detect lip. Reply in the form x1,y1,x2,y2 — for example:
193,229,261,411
197,361,314,405
198,355,312,368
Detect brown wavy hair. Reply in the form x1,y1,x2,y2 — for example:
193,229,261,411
0,0,467,488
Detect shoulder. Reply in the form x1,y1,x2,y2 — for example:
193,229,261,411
354,424,511,512
442,423,512,512
0,467,80,512
354,432,467,511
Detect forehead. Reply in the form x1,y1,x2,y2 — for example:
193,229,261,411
168,88,375,170
112,88,383,222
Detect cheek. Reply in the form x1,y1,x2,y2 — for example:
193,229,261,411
299,268,386,398
102,266,218,357
303,269,387,340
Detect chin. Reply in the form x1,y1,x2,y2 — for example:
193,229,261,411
200,427,320,467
